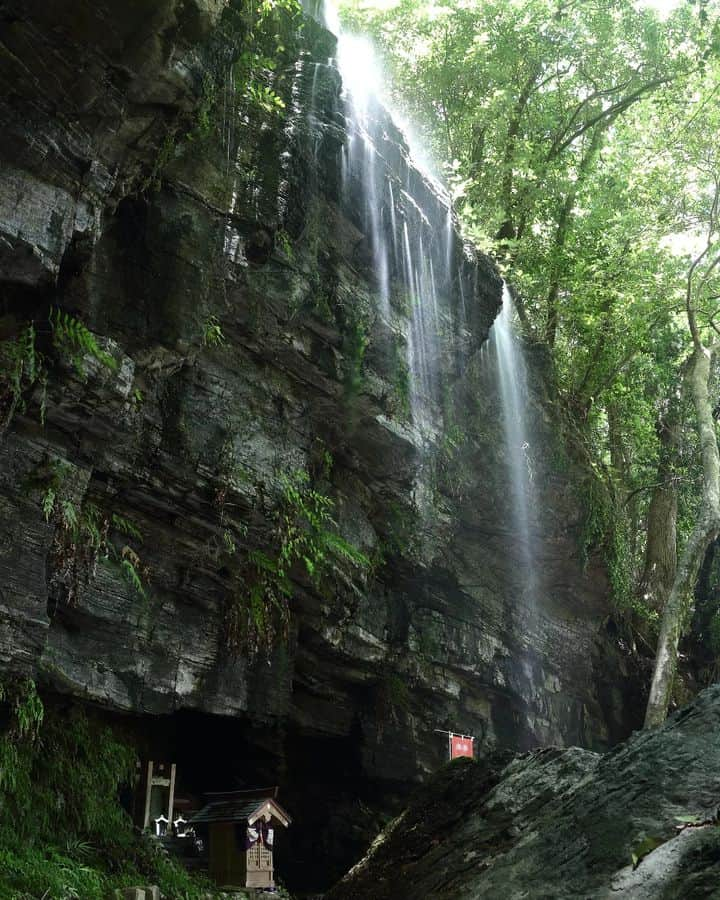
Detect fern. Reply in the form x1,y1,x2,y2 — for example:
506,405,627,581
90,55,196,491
39,463,150,605
228,468,371,655
222,529,237,555
277,469,370,577
246,82,286,115
50,308,117,376
201,315,226,348
60,499,79,530
0,322,46,429
12,680,44,741
42,486,56,522
120,557,147,600
322,531,371,568
22,323,38,383
247,548,277,572
82,503,104,549
111,514,143,542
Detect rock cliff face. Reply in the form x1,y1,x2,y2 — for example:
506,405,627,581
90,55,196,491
0,0,640,887
327,683,720,900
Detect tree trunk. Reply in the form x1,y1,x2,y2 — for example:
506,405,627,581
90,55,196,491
494,69,539,243
644,345,720,728
544,126,604,347
637,406,680,614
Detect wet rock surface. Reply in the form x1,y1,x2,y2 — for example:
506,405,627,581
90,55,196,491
0,0,642,888
327,683,720,899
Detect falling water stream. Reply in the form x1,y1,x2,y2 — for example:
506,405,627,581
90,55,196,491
301,0,538,570
492,287,534,559
489,285,538,618
333,29,451,435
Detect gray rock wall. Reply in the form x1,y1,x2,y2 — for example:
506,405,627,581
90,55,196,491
0,0,641,886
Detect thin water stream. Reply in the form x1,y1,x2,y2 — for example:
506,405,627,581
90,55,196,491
489,284,538,609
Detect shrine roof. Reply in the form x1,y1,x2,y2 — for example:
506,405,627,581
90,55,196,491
189,791,291,827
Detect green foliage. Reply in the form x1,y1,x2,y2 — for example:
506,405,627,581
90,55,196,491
631,834,665,869
226,468,371,654
111,514,143,543
138,126,179,194
675,813,703,825
223,528,238,555
381,500,420,560
119,548,148,600
392,343,411,417
439,423,466,463
229,0,301,119
0,685,213,899
37,461,149,605
342,0,720,673
276,228,295,260
201,314,226,348
342,307,372,401
277,469,371,577
0,844,109,900
194,70,218,139
1,308,120,429
50,307,117,377
187,0,301,146
0,321,46,429
0,680,44,786
138,0,302,189
433,422,473,500
40,457,74,523
377,673,411,715
246,81,287,115
579,472,635,614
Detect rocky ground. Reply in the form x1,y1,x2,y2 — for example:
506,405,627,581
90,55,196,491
326,683,720,899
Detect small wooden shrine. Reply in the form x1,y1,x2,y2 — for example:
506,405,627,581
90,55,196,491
189,787,291,889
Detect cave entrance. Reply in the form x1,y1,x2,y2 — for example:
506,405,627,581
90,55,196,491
99,701,406,895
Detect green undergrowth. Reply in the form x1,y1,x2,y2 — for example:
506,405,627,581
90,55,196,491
0,681,215,900
226,467,371,655
0,308,118,434
580,470,646,625
33,456,150,606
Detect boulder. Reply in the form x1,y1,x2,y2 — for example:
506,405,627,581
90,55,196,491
327,684,720,899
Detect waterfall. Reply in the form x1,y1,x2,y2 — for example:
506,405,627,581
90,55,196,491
337,34,392,318
304,1,537,543
490,284,537,602
332,26,453,437
302,0,545,733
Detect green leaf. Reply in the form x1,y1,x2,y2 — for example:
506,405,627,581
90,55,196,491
631,835,665,869
42,488,55,522
110,514,143,543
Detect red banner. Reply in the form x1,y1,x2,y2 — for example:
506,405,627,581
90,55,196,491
450,734,474,759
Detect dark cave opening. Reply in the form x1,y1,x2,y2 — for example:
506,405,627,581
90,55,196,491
67,696,403,894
